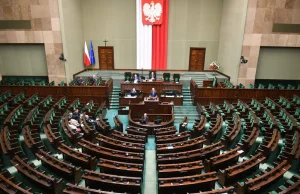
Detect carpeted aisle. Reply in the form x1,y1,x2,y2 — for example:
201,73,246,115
143,136,158,194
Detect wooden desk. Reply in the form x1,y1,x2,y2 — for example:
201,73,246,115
120,81,183,94
78,139,144,164
98,158,143,177
119,95,144,106
218,153,266,186
158,160,204,178
204,146,242,172
128,98,174,134
83,170,141,193
64,183,128,194
156,136,205,154
128,111,174,135
96,134,145,153
58,143,97,170
111,130,146,144
158,172,218,193
0,171,32,194
11,156,63,194
237,160,291,194
160,95,183,105
36,149,82,184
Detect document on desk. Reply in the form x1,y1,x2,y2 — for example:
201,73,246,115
125,95,137,98
237,150,244,154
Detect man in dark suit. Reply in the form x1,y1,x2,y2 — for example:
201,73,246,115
130,87,137,96
140,113,149,124
77,77,84,85
90,75,97,85
149,71,156,81
85,114,97,128
150,88,157,97
72,109,80,121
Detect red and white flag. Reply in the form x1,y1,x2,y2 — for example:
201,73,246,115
84,41,91,66
142,0,164,25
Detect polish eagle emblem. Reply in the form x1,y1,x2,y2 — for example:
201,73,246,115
143,1,162,23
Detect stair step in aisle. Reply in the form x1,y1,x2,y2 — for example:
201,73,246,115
109,86,120,109
173,86,199,131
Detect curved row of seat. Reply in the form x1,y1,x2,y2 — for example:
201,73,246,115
155,95,300,193
0,90,299,194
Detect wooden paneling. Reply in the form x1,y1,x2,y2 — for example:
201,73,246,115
190,80,300,105
0,84,111,108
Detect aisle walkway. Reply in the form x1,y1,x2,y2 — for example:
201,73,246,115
173,86,199,131
143,136,157,194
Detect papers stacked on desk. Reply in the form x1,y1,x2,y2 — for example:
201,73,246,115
125,95,137,98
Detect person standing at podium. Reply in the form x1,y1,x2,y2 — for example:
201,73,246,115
150,88,157,97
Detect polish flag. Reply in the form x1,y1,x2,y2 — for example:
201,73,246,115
84,41,91,66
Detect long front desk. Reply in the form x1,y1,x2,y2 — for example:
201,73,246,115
120,81,183,94
119,95,183,106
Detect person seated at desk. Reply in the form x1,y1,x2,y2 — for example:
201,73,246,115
140,113,149,124
90,75,97,85
77,77,84,85
130,87,138,96
150,88,157,97
149,71,156,81
68,112,73,120
132,74,140,83
72,109,80,121
68,113,80,126
85,114,97,128
68,120,83,136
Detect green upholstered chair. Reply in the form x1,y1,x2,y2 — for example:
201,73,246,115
163,73,170,82
173,73,180,83
124,72,132,81
212,77,217,88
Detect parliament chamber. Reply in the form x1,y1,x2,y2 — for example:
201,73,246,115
0,72,299,194
1,0,300,193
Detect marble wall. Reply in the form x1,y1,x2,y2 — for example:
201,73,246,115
0,0,66,84
238,0,300,86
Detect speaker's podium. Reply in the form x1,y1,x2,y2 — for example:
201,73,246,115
128,97,175,134
144,97,159,109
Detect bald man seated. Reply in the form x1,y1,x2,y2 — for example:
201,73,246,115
140,113,149,124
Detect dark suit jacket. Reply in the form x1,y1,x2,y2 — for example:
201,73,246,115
130,90,137,96
77,78,84,84
150,90,157,97
72,112,80,120
90,77,97,85
141,115,149,123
